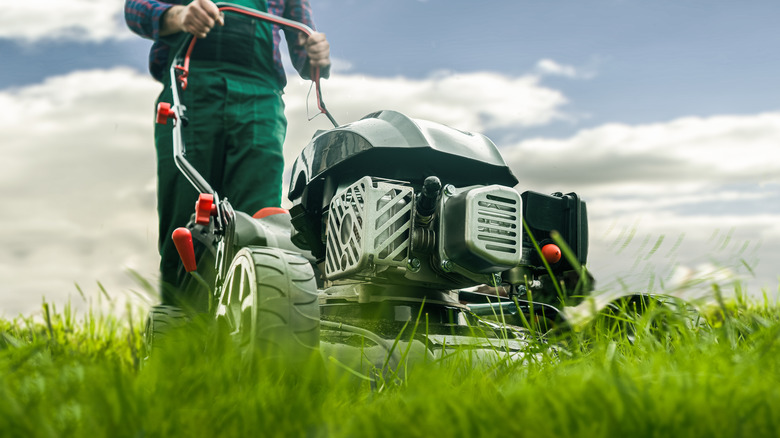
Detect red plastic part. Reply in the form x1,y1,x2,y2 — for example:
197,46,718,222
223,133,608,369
172,228,197,272
252,207,289,219
156,102,174,125
195,193,215,226
541,244,562,264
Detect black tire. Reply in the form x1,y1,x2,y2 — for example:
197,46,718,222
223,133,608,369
144,304,188,356
217,247,320,362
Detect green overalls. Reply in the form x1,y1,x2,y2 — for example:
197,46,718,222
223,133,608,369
154,0,286,306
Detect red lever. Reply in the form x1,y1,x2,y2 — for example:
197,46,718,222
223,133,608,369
172,228,197,272
156,102,175,125
195,193,215,226
541,244,562,264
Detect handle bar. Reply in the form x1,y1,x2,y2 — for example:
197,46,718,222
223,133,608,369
175,2,336,126
164,2,337,201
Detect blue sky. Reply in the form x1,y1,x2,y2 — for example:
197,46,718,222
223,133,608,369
2,0,779,316
6,1,778,127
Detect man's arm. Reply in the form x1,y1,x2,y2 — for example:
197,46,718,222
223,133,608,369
284,0,330,79
125,0,177,40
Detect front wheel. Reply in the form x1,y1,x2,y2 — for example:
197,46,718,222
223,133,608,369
143,304,189,359
216,247,320,362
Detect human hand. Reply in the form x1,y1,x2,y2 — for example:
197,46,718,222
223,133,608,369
298,32,331,68
164,0,225,38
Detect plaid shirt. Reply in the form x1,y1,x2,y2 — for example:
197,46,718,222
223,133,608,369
124,0,318,86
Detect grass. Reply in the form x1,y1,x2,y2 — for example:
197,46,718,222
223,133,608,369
1,283,780,437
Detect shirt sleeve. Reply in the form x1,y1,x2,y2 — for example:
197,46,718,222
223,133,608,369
124,0,179,41
283,0,330,80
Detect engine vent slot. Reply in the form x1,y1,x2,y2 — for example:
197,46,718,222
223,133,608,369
475,191,521,256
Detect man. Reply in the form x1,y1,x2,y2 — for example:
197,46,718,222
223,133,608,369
125,0,330,310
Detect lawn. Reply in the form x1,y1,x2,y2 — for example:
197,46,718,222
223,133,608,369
1,280,779,437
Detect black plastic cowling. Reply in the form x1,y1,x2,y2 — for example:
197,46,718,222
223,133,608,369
521,191,588,272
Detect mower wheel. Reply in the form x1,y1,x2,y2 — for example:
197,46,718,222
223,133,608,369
143,304,188,355
217,247,320,362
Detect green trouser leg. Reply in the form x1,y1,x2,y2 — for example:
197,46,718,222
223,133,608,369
154,68,286,309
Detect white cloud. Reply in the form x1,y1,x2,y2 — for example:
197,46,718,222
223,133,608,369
1,1,131,42
0,68,162,316
504,113,780,196
535,59,595,79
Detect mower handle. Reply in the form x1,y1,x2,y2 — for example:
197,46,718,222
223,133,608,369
177,3,312,85
162,2,337,204
176,2,336,126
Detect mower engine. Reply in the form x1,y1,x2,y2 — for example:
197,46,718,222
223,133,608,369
288,110,589,326
323,176,522,287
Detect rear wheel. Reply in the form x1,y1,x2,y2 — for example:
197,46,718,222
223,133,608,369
217,247,320,362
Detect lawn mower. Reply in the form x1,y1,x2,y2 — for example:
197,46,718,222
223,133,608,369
148,3,592,369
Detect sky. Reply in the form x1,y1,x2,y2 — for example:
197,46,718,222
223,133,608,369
2,0,779,317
